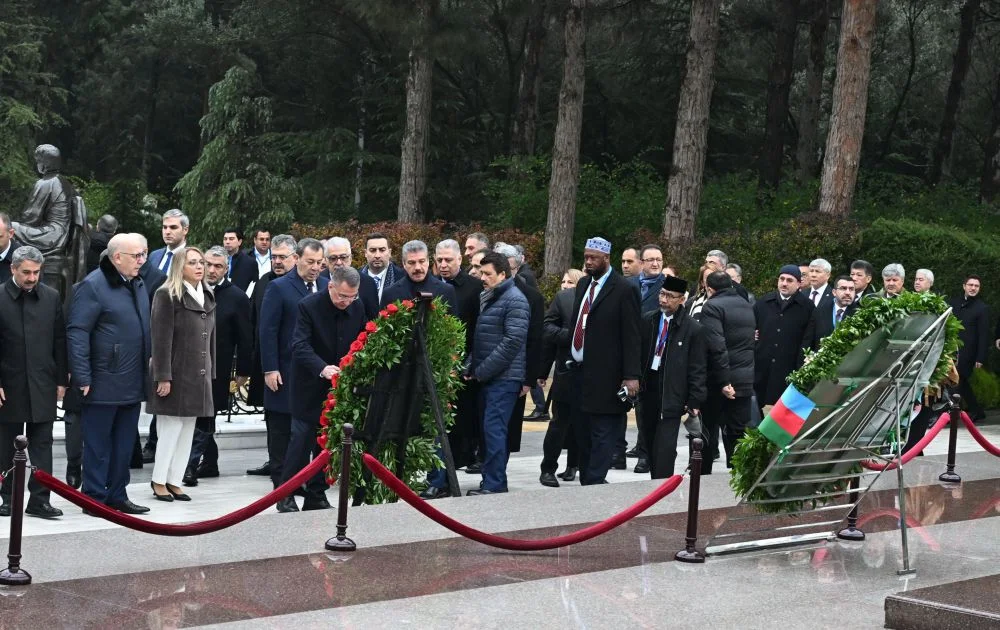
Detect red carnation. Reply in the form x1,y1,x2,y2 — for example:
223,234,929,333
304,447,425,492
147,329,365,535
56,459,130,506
350,340,363,353
327,392,336,401
402,300,415,309
387,303,399,314
319,415,330,427
317,434,328,449
379,309,389,318
330,375,339,389
357,331,367,344
366,321,378,333
340,354,354,369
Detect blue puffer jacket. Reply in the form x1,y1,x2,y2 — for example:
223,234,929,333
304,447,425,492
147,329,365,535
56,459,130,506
473,278,529,384
67,256,151,405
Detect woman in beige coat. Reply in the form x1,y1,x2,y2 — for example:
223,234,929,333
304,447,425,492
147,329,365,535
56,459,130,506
147,247,216,501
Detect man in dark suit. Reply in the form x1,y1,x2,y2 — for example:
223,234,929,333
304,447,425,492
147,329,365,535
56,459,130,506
284,266,366,512
259,237,328,510
851,260,877,303
0,246,68,518
754,265,814,408
804,275,857,351
630,244,666,316
801,258,833,307
183,246,253,486
320,237,378,320
380,240,457,312
360,232,405,305
0,213,22,283
569,237,641,486
246,234,297,477
539,285,583,487
223,228,257,292
951,275,990,421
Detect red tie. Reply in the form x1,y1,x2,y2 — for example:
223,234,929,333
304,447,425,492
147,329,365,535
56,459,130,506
655,318,669,358
573,281,598,352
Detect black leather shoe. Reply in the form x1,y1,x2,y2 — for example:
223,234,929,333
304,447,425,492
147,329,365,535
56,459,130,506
109,499,150,514
625,447,639,458
182,467,199,487
557,467,577,482
419,486,450,500
611,457,627,470
0,503,10,517
166,485,191,501
464,462,482,474
66,465,82,489
26,502,63,519
276,497,299,513
539,472,559,488
633,459,650,474
151,482,174,502
141,447,155,464
196,466,220,478
302,497,332,511
466,488,507,496
247,462,271,476
524,409,549,421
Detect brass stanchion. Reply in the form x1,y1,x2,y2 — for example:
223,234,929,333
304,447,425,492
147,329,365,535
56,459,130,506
938,394,962,483
675,437,705,563
0,436,31,585
326,424,357,552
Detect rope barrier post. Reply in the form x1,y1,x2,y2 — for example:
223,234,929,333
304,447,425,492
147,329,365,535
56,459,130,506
0,435,31,585
675,437,705,564
325,424,357,552
836,476,865,541
938,394,962,484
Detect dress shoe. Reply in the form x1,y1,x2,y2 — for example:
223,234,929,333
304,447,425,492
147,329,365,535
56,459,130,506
246,462,271,476
633,459,650,474
557,467,577,482
419,486,450,500
0,503,10,517
141,447,155,464
196,466,220,478
66,465,82,489
109,499,150,514
302,497,332,511
182,467,199,487
276,497,299,513
464,462,482,474
466,488,507,496
166,485,191,501
625,447,639,458
610,457,627,470
524,409,549,421
151,482,174,502
539,472,560,488
26,502,63,519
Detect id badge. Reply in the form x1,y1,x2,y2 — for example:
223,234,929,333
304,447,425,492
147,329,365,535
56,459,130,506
582,314,588,329
651,354,661,372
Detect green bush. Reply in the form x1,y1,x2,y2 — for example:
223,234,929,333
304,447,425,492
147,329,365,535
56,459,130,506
970,368,1000,410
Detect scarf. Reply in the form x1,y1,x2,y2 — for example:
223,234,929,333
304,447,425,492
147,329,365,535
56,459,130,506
639,272,659,300
184,280,205,307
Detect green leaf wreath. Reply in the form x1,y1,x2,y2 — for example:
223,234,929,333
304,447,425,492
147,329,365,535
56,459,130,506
730,291,962,513
317,297,466,505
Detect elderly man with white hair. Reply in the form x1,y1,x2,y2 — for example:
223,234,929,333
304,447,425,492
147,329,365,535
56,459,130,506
321,237,378,319
877,263,906,299
913,269,935,293
802,258,833,306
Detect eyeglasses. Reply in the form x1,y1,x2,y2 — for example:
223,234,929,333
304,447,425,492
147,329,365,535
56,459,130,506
272,253,292,261
327,254,351,263
332,289,359,302
121,251,148,261
642,257,663,263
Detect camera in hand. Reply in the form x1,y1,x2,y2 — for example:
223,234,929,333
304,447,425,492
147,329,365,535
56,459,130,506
617,385,637,409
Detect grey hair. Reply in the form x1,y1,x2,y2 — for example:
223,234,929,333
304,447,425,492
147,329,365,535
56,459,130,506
326,237,352,255
204,245,229,268
706,249,729,266
11,245,43,267
916,268,934,285
97,214,118,234
162,208,189,229
882,263,905,279
725,262,743,278
809,258,832,274
467,232,489,249
296,237,323,256
402,240,428,257
271,234,297,252
493,242,522,265
435,239,462,256
330,265,361,288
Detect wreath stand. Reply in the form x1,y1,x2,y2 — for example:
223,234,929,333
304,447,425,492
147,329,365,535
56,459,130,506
706,309,952,576
352,293,461,504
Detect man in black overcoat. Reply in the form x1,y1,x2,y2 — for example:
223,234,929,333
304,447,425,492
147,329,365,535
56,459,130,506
538,286,580,487
0,214,22,283
569,236,641,486
754,265,814,409
950,275,990,421
380,240,457,313
0,246,68,518
320,237,378,320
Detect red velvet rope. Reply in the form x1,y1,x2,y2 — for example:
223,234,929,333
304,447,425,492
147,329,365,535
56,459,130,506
362,453,684,551
32,450,332,536
960,411,1000,457
860,412,951,471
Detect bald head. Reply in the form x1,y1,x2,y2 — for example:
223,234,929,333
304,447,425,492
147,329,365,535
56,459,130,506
108,233,147,279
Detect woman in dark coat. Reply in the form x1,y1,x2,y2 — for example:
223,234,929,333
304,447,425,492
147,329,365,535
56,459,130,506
147,247,216,501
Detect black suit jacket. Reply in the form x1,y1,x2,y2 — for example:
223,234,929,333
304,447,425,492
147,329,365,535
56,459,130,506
228,250,257,292
247,270,278,406
211,280,254,411
572,269,642,414
803,298,857,351
290,292,365,422
542,289,576,402
0,239,25,284
321,268,379,320
801,284,833,308
440,269,483,355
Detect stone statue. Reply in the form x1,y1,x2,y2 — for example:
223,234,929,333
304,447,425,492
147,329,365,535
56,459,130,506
11,144,89,307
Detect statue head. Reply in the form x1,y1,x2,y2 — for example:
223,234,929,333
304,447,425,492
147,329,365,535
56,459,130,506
34,144,62,175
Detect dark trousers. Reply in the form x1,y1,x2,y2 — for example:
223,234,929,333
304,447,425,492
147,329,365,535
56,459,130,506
541,399,579,474
144,415,158,449
0,421,54,506
577,412,625,485
480,380,520,491
64,411,83,470
529,384,547,412
280,415,328,500
450,381,480,469
702,394,752,474
641,412,683,479
957,367,984,419
188,416,219,470
81,402,141,504
903,404,937,455
265,410,292,488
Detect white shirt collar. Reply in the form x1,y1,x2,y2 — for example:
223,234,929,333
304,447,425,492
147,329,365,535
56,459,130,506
0,242,11,261
167,241,186,256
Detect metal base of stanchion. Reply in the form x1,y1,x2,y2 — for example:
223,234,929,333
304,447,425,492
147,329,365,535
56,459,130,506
0,568,31,586
938,471,961,483
325,536,357,552
897,568,917,577
674,549,705,563
836,527,866,541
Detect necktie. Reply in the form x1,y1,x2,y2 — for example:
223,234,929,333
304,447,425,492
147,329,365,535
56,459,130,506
227,255,233,279
572,281,598,352
655,318,669,358
306,281,314,293
162,250,174,272
811,289,818,304
836,307,845,323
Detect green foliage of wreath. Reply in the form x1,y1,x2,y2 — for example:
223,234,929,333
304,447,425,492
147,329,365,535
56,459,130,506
729,291,962,513
318,297,465,505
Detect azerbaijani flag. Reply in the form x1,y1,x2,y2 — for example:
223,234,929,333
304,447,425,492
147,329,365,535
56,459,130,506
758,384,816,448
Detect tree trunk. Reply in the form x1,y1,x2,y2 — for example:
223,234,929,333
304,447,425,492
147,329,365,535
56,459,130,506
758,0,801,191
511,0,550,156
817,0,878,217
795,0,832,182
980,73,1000,203
929,0,981,186
397,0,436,223
543,0,586,277
663,0,723,243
